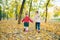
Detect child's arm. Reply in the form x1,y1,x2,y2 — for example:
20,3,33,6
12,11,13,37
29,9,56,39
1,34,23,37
29,18,33,23
22,18,25,22
30,19,33,23
28,17,33,23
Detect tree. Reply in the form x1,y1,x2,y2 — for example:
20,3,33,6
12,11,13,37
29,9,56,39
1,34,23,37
29,0,32,17
2,0,6,20
0,6,2,21
6,0,9,20
15,0,18,20
18,0,26,24
45,0,50,23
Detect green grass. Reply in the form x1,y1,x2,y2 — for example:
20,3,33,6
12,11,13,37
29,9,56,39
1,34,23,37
53,18,60,21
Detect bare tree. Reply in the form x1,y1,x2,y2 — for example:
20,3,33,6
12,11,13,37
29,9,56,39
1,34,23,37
18,0,26,24
0,0,2,21
15,0,18,20
45,0,50,23
0,6,2,21
6,0,9,20
2,0,6,20
29,0,32,17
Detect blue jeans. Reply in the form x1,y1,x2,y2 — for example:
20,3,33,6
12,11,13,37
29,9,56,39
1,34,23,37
35,22,40,30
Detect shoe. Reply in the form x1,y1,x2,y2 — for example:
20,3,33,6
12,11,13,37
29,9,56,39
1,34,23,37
25,30,28,32
23,28,25,32
38,30,40,33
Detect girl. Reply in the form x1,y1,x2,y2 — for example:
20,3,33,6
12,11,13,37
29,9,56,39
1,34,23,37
22,13,33,32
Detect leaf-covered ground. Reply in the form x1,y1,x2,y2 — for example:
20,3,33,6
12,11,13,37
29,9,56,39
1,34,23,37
0,20,60,40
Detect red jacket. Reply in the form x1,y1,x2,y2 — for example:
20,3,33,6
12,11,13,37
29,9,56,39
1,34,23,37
22,16,33,23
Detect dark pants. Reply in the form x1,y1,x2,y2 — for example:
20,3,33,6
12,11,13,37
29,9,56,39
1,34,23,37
24,22,29,31
24,22,29,27
35,22,40,30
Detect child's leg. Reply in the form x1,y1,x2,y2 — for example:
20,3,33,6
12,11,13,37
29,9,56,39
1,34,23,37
24,22,26,31
25,27,28,32
24,27,26,31
24,26,28,32
37,22,40,33
24,22,29,32
37,23,40,30
35,22,37,30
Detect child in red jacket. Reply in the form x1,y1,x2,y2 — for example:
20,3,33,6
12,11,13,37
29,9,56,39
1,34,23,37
22,13,33,32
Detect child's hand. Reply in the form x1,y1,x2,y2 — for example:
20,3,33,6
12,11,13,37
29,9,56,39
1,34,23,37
31,21,33,23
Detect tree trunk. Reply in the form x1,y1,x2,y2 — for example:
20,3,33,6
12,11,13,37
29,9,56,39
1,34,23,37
6,0,9,20
29,0,32,17
15,0,18,20
0,6,2,21
45,6,47,23
45,0,50,23
18,0,26,24
2,0,6,20
0,0,2,21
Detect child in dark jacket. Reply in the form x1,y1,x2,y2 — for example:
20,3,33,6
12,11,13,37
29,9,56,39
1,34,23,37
22,13,33,32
